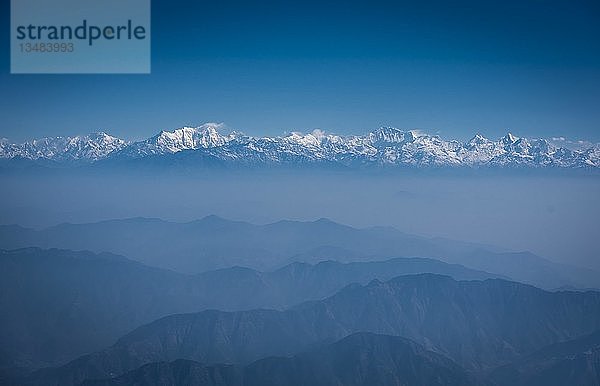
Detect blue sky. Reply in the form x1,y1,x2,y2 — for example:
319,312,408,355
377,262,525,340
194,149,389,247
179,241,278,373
1,0,599,142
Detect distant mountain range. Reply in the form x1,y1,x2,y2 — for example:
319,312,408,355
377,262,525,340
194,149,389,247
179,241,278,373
2,216,598,290
4,248,600,385
0,248,501,369
26,274,600,385
1,123,598,168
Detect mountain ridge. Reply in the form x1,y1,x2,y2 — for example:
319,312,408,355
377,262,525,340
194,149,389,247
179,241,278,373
0,247,503,369
2,125,598,168
1,216,597,290
28,274,600,385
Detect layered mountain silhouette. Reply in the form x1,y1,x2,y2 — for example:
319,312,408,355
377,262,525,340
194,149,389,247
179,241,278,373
2,128,597,386
1,216,598,289
0,248,500,369
81,333,475,386
27,274,600,385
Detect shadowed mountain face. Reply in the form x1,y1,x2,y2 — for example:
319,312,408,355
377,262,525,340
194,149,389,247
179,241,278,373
1,216,598,290
82,333,475,386
489,330,600,386
30,274,600,385
0,248,500,369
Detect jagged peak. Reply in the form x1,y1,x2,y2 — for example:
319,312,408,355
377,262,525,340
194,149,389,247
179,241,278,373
468,133,489,145
84,132,126,143
157,123,226,136
514,136,530,145
369,127,414,143
501,132,519,144
149,123,235,151
283,129,333,147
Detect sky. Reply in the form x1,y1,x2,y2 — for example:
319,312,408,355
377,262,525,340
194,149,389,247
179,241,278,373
1,0,599,142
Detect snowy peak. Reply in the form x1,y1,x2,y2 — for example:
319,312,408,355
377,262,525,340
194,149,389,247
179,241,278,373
122,123,238,157
368,127,414,144
282,129,342,149
1,125,598,169
196,123,233,148
467,134,490,147
0,132,128,162
69,132,128,160
501,132,519,145
155,127,199,150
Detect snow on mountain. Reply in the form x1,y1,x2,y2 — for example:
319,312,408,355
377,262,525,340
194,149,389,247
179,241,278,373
0,132,128,162
548,137,597,152
116,123,239,158
0,125,598,168
368,127,415,144
584,144,600,167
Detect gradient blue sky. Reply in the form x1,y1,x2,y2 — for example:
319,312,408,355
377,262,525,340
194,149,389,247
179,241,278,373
1,0,599,142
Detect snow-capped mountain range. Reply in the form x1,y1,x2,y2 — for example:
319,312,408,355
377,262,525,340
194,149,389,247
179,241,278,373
0,132,127,163
1,123,598,168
